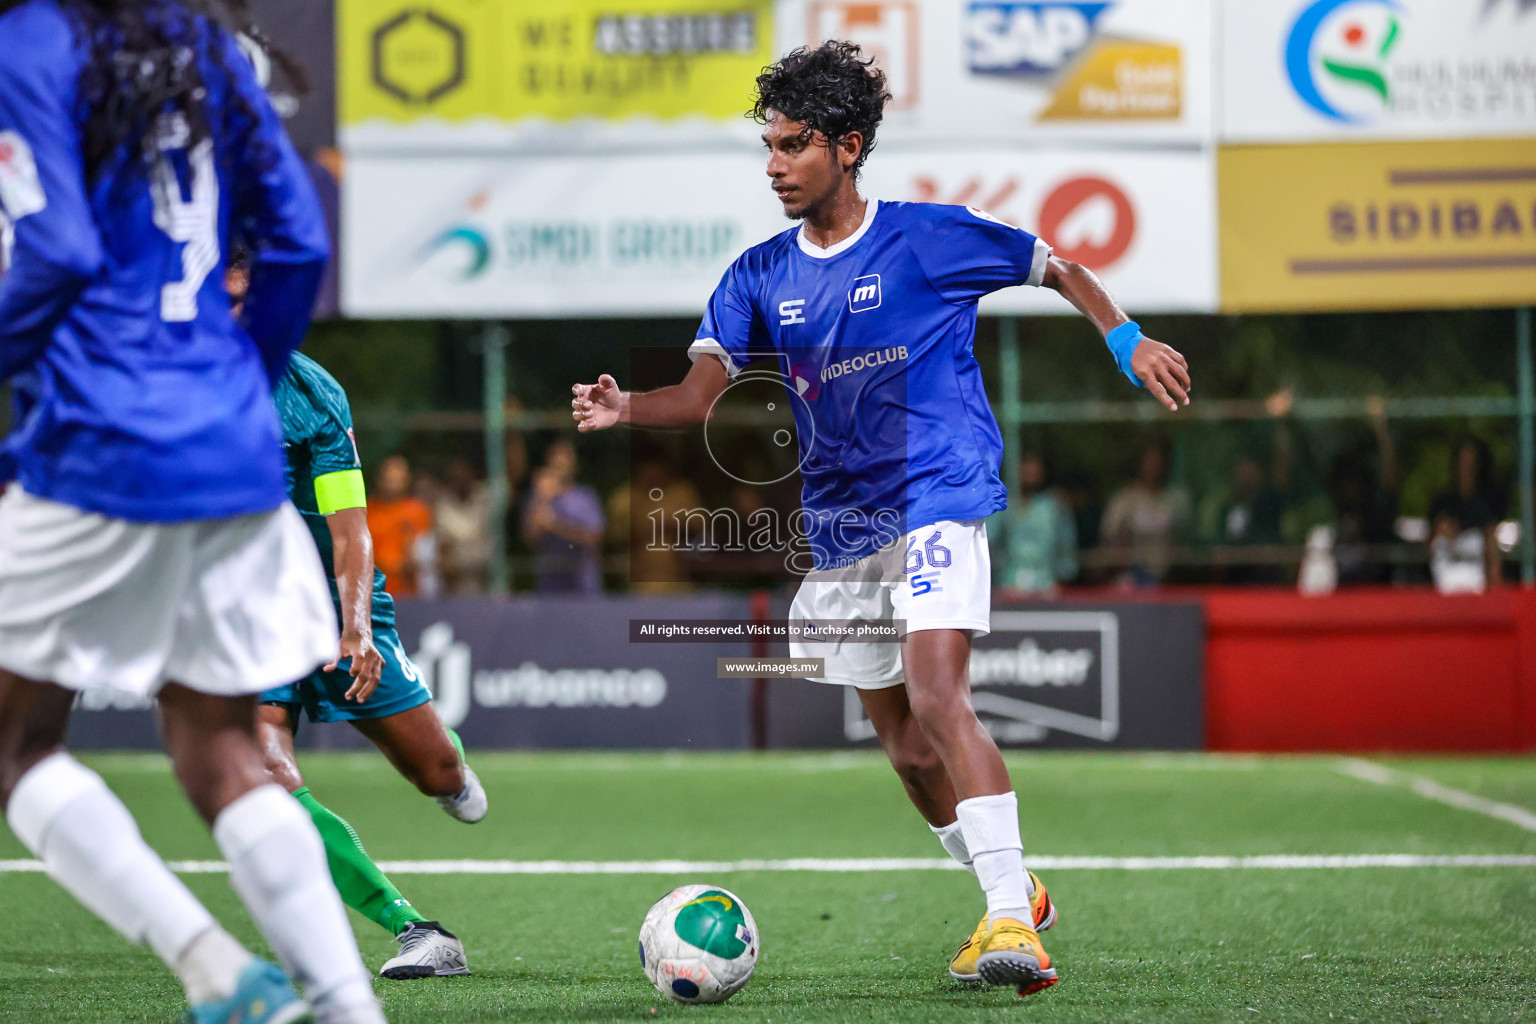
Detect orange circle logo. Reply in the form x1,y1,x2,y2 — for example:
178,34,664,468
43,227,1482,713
1038,177,1136,271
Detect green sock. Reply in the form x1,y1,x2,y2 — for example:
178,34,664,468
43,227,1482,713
292,787,427,936
447,727,467,765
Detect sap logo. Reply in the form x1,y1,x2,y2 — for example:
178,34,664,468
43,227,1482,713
779,298,807,325
965,2,1111,77
848,275,882,313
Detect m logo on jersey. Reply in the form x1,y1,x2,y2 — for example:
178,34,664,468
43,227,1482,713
847,275,882,313
965,2,1111,77
779,299,807,325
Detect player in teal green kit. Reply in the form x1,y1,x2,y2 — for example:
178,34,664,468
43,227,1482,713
260,350,489,980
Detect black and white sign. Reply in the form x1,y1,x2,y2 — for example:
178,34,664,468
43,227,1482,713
767,601,1204,749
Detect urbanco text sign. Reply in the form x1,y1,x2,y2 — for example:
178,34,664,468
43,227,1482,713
394,595,754,750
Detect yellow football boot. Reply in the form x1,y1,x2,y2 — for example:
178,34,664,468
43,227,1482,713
948,871,1056,982
974,916,1057,996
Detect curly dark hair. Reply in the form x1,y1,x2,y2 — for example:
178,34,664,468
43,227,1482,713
0,0,302,180
751,41,892,178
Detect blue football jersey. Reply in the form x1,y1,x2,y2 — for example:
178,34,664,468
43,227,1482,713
690,200,1051,569
0,0,329,522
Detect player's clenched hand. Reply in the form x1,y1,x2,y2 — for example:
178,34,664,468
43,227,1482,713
1131,337,1191,412
333,631,385,702
571,374,625,432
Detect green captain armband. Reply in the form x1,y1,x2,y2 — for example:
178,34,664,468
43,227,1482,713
315,469,367,515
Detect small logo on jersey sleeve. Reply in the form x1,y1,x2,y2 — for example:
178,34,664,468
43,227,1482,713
0,131,47,221
966,206,1015,228
848,274,882,313
779,298,807,325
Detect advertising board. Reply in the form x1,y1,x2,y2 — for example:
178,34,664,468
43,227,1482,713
65,596,755,751
339,0,1211,152
343,147,1215,316
785,0,1213,145
1219,137,1536,312
1221,0,1536,143
339,0,776,153
765,601,1205,749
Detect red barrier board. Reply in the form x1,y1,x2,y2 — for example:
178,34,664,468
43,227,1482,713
1203,588,1536,753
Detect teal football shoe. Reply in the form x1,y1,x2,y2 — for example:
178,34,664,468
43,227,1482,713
182,959,312,1024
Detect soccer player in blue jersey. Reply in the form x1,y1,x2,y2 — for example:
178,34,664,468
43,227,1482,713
573,42,1191,998
0,2,385,1022
242,322,486,978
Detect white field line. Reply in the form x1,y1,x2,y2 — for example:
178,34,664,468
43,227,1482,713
1337,758,1536,833
2,854,1534,876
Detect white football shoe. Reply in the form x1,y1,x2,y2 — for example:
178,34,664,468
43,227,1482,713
434,766,488,823
379,921,470,980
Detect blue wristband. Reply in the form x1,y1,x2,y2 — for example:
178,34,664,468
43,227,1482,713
1105,320,1145,388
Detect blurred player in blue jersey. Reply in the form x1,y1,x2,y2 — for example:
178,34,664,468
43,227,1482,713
228,257,485,979
0,2,385,1022
573,42,1192,998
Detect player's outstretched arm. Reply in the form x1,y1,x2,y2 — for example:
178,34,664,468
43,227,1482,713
1041,256,1191,412
572,354,730,432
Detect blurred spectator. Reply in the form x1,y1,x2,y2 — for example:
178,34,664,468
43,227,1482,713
409,463,443,598
606,449,701,592
436,456,493,596
1428,436,1505,592
523,439,604,594
368,454,434,597
1220,457,1285,546
1099,441,1190,586
1328,397,1398,585
993,451,1077,595
503,396,530,504
1216,389,1295,583
1055,468,1100,561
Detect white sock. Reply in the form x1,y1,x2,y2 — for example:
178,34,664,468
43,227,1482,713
7,752,244,1002
176,926,254,1005
213,784,378,1015
929,820,975,874
956,792,1034,924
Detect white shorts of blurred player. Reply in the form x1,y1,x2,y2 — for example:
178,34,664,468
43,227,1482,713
0,487,337,698
788,518,991,689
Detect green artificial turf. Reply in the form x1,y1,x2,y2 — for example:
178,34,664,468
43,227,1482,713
2,752,1534,1023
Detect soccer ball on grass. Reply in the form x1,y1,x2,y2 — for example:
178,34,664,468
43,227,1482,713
638,884,759,1004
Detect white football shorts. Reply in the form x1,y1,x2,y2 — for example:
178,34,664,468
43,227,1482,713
788,518,991,689
0,487,338,698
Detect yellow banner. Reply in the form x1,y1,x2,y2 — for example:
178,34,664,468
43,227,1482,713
1037,41,1182,122
1219,139,1536,313
339,0,775,127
